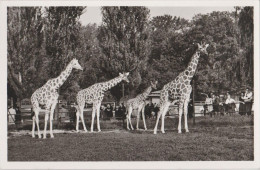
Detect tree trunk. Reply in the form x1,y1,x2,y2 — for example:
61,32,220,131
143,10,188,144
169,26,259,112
122,83,125,98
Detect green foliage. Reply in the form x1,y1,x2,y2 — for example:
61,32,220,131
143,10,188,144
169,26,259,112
145,15,191,90
7,7,86,101
44,7,86,98
77,24,105,88
7,7,46,97
7,6,254,102
190,11,242,94
98,7,151,100
238,7,254,87
147,10,250,97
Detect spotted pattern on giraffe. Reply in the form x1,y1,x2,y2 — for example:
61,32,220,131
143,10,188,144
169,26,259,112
31,58,83,138
154,43,209,134
126,81,158,130
75,72,130,132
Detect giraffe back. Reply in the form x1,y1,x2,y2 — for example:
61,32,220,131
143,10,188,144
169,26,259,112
76,83,106,106
126,94,146,110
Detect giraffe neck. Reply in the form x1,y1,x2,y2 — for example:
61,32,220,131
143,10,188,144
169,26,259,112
183,50,200,80
139,86,152,100
55,63,73,89
102,76,123,91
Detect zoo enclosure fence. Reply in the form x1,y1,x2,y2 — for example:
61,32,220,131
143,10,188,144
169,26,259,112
8,100,254,127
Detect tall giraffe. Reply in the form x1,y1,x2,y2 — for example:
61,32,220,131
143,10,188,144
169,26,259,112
31,58,83,138
154,43,209,134
76,72,129,132
126,80,158,130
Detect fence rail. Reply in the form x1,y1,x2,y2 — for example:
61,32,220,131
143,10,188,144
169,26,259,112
8,101,254,126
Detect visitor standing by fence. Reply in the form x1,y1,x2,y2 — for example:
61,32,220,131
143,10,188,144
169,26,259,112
212,94,220,116
8,106,16,124
225,92,236,115
15,107,21,124
145,100,154,119
244,88,253,116
118,103,126,119
69,105,77,122
104,104,113,119
153,103,160,119
239,92,246,115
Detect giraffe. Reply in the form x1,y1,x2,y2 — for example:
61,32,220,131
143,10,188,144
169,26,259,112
154,42,209,134
75,72,130,132
31,58,83,138
126,80,158,130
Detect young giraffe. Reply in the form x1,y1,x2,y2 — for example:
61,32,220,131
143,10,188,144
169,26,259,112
76,72,129,132
31,58,83,138
126,80,158,130
154,42,209,134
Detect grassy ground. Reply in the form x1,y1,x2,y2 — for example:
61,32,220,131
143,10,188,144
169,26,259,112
8,115,254,161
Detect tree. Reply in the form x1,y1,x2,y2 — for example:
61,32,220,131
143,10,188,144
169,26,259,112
148,15,193,90
97,6,151,101
7,7,45,105
147,10,245,97
149,15,190,61
238,6,254,88
186,11,242,95
43,7,86,100
77,24,104,89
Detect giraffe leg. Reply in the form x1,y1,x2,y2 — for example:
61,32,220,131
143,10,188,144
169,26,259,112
32,115,36,138
76,107,80,132
128,107,134,130
96,102,101,132
141,104,147,130
178,103,184,133
43,112,49,139
90,104,96,132
79,105,87,132
154,107,163,134
49,102,57,138
136,107,141,130
126,107,130,130
183,101,189,133
161,102,170,134
35,111,41,138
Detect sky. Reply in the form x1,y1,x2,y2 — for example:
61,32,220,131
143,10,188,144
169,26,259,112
79,6,235,25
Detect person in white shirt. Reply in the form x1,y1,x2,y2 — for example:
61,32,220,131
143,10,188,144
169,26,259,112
225,92,236,115
8,106,16,124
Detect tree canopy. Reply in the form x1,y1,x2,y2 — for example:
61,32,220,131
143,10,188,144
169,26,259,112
7,6,254,104
97,7,151,100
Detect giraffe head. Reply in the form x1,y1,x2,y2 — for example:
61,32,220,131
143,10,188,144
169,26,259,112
150,80,158,90
70,58,83,70
197,42,209,55
119,72,130,83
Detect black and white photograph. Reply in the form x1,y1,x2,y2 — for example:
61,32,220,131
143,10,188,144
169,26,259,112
1,0,259,169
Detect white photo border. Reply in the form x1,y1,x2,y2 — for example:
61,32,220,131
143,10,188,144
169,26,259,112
0,0,259,169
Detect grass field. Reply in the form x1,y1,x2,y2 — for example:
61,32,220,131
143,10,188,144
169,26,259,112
8,115,254,161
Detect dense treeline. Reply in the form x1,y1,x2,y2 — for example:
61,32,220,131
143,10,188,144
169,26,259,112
7,6,254,104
